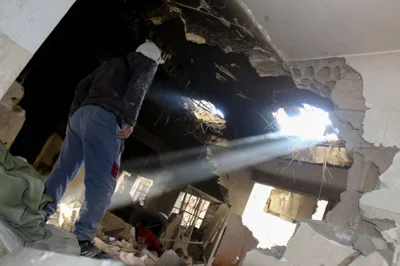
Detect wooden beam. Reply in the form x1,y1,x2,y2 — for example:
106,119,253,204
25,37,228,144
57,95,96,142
252,168,343,201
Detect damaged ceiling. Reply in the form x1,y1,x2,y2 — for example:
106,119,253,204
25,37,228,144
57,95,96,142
12,0,335,167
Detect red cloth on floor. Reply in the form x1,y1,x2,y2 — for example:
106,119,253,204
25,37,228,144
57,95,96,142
137,226,162,256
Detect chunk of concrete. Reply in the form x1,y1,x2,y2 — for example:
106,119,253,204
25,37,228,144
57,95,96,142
353,233,379,256
377,152,400,189
347,153,379,193
360,151,400,225
350,252,388,266
352,219,382,256
360,188,400,224
307,220,353,246
285,223,355,266
242,250,292,266
371,238,388,251
381,226,400,244
326,190,362,230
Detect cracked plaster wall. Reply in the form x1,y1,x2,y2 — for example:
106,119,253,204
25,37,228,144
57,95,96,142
245,52,400,265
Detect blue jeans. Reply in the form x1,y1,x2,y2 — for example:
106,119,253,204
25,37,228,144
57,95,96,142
44,105,124,241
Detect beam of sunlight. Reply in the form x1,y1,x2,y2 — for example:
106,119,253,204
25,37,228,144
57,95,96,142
274,104,338,141
112,133,326,210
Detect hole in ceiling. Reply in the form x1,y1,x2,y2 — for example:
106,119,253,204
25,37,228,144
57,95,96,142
273,104,338,141
191,99,226,126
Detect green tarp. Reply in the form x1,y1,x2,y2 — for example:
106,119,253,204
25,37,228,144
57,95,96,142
0,142,51,242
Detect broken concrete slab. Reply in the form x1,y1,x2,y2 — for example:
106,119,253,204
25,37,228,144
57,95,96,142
360,188,400,224
377,151,400,189
364,218,397,232
326,190,362,230
285,223,355,266
350,251,388,266
307,220,353,246
378,247,394,266
372,238,389,251
353,233,380,256
241,250,292,266
347,153,379,193
381,226,400,244
359,151,400,230
353,218,383,256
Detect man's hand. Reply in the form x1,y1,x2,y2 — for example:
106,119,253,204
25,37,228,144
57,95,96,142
118,124,134,139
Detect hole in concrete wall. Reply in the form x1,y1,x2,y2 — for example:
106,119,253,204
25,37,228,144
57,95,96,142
242,183,328,249
273,104,338,141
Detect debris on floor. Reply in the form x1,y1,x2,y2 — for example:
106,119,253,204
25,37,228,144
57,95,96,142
48,201,82,232
97,212,133,242
93,211,193,266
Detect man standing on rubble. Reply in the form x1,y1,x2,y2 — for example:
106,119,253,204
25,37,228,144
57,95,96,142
43,42,162,257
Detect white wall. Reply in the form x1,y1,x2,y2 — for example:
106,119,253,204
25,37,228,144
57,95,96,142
0,0,75,100
238,0,400,60
346,51,400,148
0,0,75,54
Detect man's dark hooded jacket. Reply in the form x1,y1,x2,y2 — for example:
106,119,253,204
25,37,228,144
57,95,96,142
69,52,158,126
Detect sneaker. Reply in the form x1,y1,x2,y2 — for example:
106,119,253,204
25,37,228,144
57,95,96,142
79,240,101,258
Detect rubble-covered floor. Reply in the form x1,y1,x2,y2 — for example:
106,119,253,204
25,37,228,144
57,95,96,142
2,0,400,265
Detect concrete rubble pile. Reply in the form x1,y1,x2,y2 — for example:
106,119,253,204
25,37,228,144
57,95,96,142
0,209,191,266
93,212,190,266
